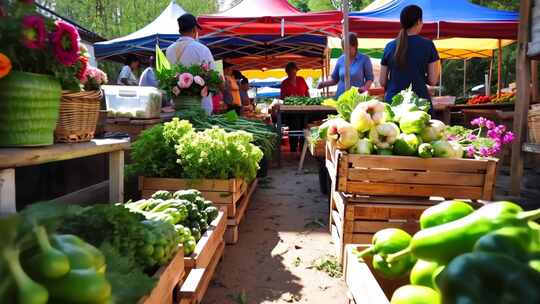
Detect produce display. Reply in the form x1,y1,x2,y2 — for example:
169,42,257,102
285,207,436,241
128,117,264,181
313,87,514,158
466,95,492,105
355,200,540,304
283,96,324,106
467,92,515,105
125,189,220,256
175,109,278,161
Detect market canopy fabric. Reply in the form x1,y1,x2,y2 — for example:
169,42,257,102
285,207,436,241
94,1,186,60
197,0,341,71
350,0,518,39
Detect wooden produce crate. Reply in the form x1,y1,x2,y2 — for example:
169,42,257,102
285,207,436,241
330,191,440,263
177,211,227,304
344,244,407,304
139,247,185,304
178,241,225,304
225,178,258,244
139,177,247,217
106,117,162,140
326,142,498,200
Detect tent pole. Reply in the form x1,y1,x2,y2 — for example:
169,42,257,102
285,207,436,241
343,0,351,90
439,59,443,96
497,39,502,95
463,59,467,97
489,57,493,93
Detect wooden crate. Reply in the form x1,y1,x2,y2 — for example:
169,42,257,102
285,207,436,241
139,247,185,304
326,142,498,200
185,210,227,270
225,178,258,244
330,191,440,263
106,117,162,140
178,241,225,304
139,177,247,217
344,244,407,304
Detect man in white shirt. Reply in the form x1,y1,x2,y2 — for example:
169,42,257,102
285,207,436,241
166,13,216,114
139,56,159,87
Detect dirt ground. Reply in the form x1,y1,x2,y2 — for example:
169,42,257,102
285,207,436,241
203,156,348,304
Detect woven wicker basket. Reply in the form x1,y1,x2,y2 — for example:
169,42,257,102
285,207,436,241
528,107,540,144
55,90,102,143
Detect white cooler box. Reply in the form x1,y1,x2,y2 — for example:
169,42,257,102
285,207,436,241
102,85,162,119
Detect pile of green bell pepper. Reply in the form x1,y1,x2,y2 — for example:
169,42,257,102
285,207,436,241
358,200,540,304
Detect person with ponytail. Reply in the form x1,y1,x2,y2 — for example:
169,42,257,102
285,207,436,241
318,32,374,98
379,5,441,103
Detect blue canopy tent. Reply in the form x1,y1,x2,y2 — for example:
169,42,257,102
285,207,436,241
94,1,186,61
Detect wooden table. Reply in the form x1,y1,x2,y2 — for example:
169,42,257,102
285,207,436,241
275,105,337,166
438,103,515,124
0,138,130,214
523,142,540,154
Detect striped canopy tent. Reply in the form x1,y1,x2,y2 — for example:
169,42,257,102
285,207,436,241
94,1,187,61
197,0,341,74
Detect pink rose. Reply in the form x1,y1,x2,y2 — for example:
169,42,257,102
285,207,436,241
193,75,205,87
201,62,210,71
178,73,193,89
172,86,181,96
201,86,208,97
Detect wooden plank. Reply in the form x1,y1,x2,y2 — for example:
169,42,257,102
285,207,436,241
346,182,483,200
344,245,392,304
184,211,226,270
347,169,485,186
348,155,491,173
224,225,239,244
351,220,419,234
0,138,130,169
0,168,16,214
349,234,373,244
109,150,124,204
510,0,533,195
331,224,344,262
332,210,343,239
140,248,185,304
337,154,349,192
179,241,224,303
227,179,257,226
482,160,497,200
523,142,540,154
141,177,241,192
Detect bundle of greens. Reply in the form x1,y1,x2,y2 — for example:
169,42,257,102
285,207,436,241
283,96,324,106
125,189,220,256
129,118,264,181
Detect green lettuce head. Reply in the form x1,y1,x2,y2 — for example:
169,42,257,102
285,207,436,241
399,111,431,134
393,133,422,156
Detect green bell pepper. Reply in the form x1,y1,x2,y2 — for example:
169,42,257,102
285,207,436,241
474,226,533,262
409,260,440,289
419,200,474,229
50,234,106,273
390,285,440,304
439,252,540,304
26,226,70,279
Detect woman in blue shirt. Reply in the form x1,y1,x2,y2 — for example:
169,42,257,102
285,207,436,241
318,33,374,98
380,5,441,102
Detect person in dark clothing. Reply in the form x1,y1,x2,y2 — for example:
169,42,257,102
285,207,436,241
379,5,441,103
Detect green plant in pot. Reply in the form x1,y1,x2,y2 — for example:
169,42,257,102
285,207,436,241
0,0,83,146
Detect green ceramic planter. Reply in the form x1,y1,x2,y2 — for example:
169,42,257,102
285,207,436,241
0,71,61,146
173,95,202,112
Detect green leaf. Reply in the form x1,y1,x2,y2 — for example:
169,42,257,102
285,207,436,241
224,110,239,123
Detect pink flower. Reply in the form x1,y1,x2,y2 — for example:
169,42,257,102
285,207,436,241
502,131,514,144
485,120,496,130
21,15,46,49
487,129,499,140
172,86,181,96
479,147,490,157
470,117,487,127
495,125,506,134
201,62,210,72
466,134,477,141
201,86,208,97
466,145,475,158
178,73,193,89
51,20,80,66
447,135,457,141
193,75,205,87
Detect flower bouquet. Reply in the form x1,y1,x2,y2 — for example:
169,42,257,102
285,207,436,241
156,59,222,111
0,0,83,146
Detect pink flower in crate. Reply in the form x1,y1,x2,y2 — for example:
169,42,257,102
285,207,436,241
178,73,193,89
201,86,208,97
21,15,46,49
51,20,80,66
470,117,487,127
466,134,477,141
172,86,181,96
466,145,475,158
193,75,205,86
502,131,514,144
201,62,210,71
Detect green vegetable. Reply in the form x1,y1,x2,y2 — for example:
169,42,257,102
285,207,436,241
420,119,446,142
204,206,219,223
419,200,474,229
398,111,430,134
357,229,415,278
27,226,70,279
173,189,202,203
376,148,394,155
198,218,209,233
473,226,536,262
51,234,105,272
409,260,439,289
335,88,374,121
369,122,400,149
417,143,434,158
393,133,421,156
3,246,49,304
432,140,462,158
391,87,431,114
151,190,172,200
390,202,540,265
348,138,373,155
390,285,440,304
439,252,540,304
45,268,111,304
190,227,202,242
283,96,324,106
183,236,197,256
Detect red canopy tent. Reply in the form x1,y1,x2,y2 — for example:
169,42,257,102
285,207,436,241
197,0,341,71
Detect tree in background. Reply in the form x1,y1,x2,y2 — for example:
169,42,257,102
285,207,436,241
289,0,370,11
